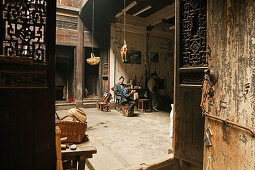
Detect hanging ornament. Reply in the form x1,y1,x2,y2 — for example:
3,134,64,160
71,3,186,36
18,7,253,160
87,0,100,65
121,0,128,63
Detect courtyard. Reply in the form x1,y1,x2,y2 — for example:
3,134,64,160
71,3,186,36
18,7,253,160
57,108,173,169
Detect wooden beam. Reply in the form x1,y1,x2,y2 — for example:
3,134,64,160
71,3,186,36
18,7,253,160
145,3,175,27
133,5,152,16
115,1,138,18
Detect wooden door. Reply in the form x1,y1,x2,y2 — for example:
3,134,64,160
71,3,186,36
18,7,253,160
174,0,207,166
0,0,56,169
204,0,255,169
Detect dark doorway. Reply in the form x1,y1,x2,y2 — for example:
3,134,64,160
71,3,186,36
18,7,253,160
56,45,75,102
85,47,100,96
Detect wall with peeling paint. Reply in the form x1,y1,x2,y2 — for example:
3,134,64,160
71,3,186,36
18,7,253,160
205,0,255,169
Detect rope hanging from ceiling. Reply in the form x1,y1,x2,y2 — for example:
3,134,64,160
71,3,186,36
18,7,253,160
121,0,128,63
86,0,100,65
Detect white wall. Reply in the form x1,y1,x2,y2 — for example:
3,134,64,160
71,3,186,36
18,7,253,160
148,23,175,97
110,15,175,99
110,16,147,99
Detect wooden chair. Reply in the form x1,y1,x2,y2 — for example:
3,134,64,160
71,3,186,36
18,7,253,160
96,93,107,110
96,92,111,111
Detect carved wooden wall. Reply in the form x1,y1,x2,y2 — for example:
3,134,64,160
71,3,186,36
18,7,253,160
0,0,56,169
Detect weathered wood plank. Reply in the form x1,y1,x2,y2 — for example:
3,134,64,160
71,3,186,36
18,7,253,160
205,0,255,169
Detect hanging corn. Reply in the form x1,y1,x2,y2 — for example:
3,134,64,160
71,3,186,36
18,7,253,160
121,0,127,62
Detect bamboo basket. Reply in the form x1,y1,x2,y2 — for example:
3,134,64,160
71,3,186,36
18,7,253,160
55,108,87,143
86,53,100,65
55,120,87,143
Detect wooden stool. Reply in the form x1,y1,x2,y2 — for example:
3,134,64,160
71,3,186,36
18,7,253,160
138,99,152,112
122,104,134,117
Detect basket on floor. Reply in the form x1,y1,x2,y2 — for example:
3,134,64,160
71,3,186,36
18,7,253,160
55,108,87,143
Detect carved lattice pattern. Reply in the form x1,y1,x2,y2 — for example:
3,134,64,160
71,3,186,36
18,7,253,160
2,0,47,63
180,0,207,67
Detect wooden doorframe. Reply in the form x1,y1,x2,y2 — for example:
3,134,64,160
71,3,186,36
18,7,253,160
173,0,207,166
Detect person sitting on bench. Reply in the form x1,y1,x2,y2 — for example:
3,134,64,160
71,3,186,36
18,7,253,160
121,84,136,115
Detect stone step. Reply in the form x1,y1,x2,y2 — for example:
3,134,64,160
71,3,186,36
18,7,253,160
83,99,99,103
55,103,76,111
83,102,97,108
85,96,100,99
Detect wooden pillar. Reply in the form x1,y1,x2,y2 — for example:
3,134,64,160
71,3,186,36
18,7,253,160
75,17,84,107
98,49,103,96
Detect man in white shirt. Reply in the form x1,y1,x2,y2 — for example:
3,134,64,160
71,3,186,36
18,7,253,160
147,73,160,111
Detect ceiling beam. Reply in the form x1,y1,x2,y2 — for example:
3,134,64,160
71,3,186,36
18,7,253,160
145,3,175,26
133,5,152,16
115,1,138,18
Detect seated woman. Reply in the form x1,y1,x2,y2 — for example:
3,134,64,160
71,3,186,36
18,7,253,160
121,84,136,115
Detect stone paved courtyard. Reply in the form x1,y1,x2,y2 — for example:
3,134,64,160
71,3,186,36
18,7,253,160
57,108,173,170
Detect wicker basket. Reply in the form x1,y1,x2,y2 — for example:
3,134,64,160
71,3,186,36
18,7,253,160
56,108,87,143
55,120,87,143
86,53,100,65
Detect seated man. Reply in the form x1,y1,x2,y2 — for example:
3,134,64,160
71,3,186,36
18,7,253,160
114,76,126,102
121,84,136,115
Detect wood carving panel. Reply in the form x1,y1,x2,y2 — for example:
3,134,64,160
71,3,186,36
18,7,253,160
180,0,207,67
1,0,47,63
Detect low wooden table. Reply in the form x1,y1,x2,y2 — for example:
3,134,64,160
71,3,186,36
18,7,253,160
61,136,97,170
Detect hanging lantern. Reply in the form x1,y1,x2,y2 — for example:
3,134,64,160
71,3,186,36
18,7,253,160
86,0,100,65
86,52,100,65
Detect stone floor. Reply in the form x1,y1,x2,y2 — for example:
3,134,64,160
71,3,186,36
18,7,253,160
57,107,173,170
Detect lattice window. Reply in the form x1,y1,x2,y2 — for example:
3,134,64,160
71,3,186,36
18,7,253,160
180,0,207,67
1,0,47,63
